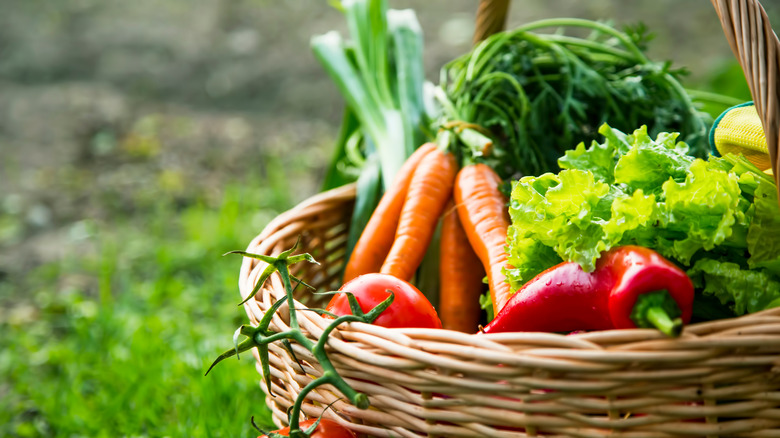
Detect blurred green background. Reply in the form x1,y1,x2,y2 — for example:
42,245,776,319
0,0,775,436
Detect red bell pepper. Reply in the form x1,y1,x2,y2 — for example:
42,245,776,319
483,245,694,337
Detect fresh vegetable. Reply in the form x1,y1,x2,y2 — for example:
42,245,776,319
505,124,780,318
343,143,437,282
327,273,443,329
258,418,356,438
380,148,458,281
438,198,486,332
453,163,513,314
315,1,428,190
209,245,390,435
313,0,432,266
433,19,714,180
484,246,694,336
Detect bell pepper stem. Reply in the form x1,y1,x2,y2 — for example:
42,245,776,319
630,289,683,337
644,305,683,337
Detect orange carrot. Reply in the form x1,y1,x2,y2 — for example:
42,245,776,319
343,143,437,282
439,198,486,332
380,147,458,281
453,163,513,315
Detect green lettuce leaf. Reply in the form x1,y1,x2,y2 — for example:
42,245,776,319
688,259,780,315
614,127,693,194
659,159,748,264
558,123,630,182
603,189,658,247
503,235,561,292
559,139,617,183
747,177,780,274
508,169,611,277
505,123,780,316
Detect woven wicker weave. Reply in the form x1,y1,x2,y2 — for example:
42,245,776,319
238,1,780,437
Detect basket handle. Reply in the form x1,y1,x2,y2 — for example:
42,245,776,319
711,0,780,198
473,0,511,45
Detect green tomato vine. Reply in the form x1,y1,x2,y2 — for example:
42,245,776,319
206,239,392,437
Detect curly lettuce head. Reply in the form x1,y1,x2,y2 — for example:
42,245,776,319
504,124,780,316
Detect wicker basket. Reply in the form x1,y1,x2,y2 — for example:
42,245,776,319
238,1,780,436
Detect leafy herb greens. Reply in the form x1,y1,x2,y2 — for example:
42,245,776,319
435,18,714,178
505,124,780,318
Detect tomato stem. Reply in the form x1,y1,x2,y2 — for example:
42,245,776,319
211,239,379,437
288,376,327,434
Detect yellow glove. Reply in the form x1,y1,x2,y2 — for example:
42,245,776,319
709,102,773,175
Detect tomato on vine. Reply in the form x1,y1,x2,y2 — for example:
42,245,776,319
258,418,356,438
327,273,442,329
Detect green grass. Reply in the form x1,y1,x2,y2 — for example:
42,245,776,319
0,179,292,437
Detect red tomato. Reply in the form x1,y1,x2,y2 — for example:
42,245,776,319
258,418,356,438
327,273,442,329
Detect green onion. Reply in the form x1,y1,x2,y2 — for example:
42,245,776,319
313,0,428,190
312,0,430,268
